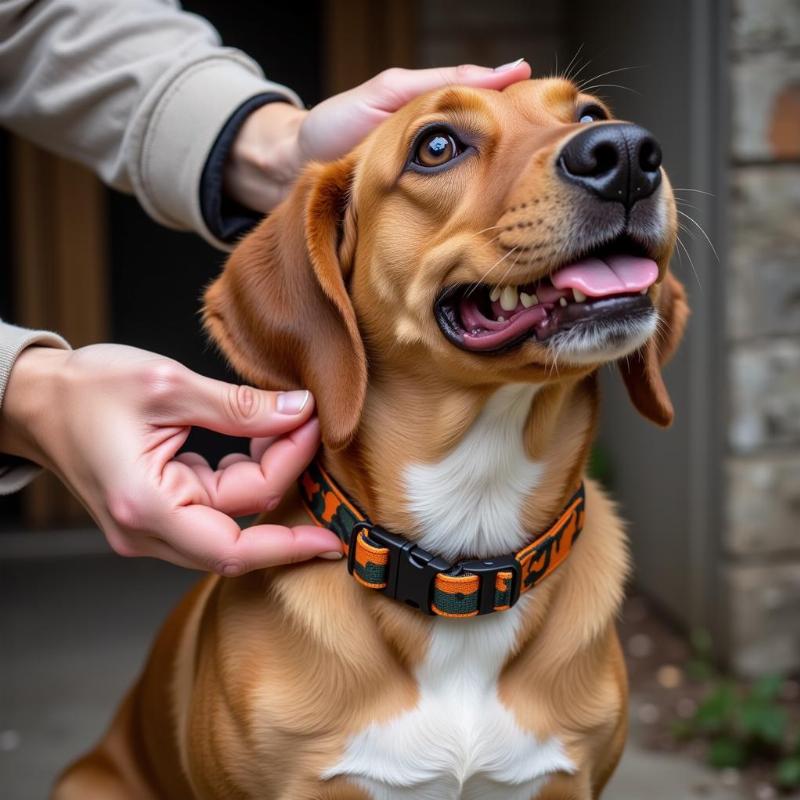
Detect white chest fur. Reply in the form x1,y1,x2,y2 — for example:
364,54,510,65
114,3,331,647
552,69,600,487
323,598,574,799
323,385,574,798
405,382,544,561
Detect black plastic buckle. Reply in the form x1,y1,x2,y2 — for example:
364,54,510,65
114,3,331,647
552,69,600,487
347,522,451,614
456,556,522,615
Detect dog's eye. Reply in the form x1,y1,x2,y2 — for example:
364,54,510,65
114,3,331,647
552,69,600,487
578,105,607,124
414,130,461,168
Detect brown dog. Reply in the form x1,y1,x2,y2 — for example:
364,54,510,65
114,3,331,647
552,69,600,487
55,78,687,800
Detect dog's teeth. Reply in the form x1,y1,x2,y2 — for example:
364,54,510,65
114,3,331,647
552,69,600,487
497,315,506,322
559,297,568,307
573,289,587,303
489,286,501,302
640,288,648,295
500,286,519,311
520,292,539,308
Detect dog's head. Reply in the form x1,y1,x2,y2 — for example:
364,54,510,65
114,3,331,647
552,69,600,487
205,79,688,450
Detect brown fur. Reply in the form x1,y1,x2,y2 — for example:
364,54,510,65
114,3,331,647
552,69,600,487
54,79,687,799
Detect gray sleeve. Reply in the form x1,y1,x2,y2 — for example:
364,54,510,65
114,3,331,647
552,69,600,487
0,320,71,495
0,0,302,249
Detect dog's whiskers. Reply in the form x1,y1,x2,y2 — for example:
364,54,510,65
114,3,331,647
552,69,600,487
672,187,715,197
675,209,718,262
570,58,595,87
576,65,640,92
473,224,503,238
674,198,703,212
493,244,526,290
560,44,585,83
463,227,506,287
465,243,521,297
675,232,702,290
581,83,641,96
462,231,511,296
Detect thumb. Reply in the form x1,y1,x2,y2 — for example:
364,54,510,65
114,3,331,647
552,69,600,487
159,369,315,438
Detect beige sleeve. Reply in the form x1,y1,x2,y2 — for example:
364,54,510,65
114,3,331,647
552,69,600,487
0,320,71,495
0,0,302,249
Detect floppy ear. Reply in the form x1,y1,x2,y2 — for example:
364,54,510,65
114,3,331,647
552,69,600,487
618,271,689,427
203,157,366,450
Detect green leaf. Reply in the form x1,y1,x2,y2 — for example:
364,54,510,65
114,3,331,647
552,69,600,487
708,736,747,769
751,674,784,703
777,756,800,788
740,699,787,745
694,682,737,733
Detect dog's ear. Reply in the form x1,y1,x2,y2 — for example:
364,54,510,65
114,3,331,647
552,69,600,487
618,271,689,427
203,157,366,450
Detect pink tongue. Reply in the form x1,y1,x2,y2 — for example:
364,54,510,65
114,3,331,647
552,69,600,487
551,255,658,298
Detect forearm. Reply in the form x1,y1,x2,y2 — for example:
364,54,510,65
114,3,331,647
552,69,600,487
0,0,301,247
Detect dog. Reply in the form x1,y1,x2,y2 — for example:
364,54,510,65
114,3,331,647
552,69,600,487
55,77,687,800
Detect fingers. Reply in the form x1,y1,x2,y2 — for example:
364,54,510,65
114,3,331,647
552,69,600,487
107,417,336,573
363,60,532,112
217,452,251,469
160,505,343,575
299,60,532,163
256,418,321,501
160,418,320,518
175,452,210,468
149,364,314,439
249,436,276,462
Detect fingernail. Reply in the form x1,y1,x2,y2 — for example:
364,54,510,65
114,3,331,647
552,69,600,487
276,390,310,415
494,57,525,72
218,560,246,577
319,551,344,560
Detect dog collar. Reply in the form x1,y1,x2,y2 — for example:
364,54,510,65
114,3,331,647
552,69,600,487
299,460,585,618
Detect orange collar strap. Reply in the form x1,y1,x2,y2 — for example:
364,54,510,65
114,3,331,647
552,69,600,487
299,460,585,618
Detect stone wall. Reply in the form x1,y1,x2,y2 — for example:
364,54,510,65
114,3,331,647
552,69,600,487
725,0,800,676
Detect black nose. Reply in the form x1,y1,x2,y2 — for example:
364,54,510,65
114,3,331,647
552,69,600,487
558,123,662,208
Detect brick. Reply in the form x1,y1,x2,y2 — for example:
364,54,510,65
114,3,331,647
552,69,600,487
727,562,800,676
727,166,800,339
728,340,800,453
731,52,800,161
731,0,800,52
726,454,800,555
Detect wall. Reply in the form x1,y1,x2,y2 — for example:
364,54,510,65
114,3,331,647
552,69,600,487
561,0,726,641
724,0,800,676
388,0,800,677
416,0,562,70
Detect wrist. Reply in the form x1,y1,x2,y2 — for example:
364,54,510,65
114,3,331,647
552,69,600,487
224,102,309,212
0,346,70,466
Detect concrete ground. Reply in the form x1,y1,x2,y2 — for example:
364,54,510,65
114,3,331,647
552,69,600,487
1,530,743,799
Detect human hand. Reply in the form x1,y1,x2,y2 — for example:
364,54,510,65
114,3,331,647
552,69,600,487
225,60,531,212
0,344,343,574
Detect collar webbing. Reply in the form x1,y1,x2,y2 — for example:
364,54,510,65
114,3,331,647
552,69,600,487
299,460,585,618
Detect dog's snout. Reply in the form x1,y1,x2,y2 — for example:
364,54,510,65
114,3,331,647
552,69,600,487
557,123,662,208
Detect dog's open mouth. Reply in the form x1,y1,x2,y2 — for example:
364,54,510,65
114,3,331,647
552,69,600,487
435,251,659,353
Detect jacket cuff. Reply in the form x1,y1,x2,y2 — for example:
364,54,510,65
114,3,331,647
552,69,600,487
200,93,290,244
0,322,71,495
129,54,302,251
